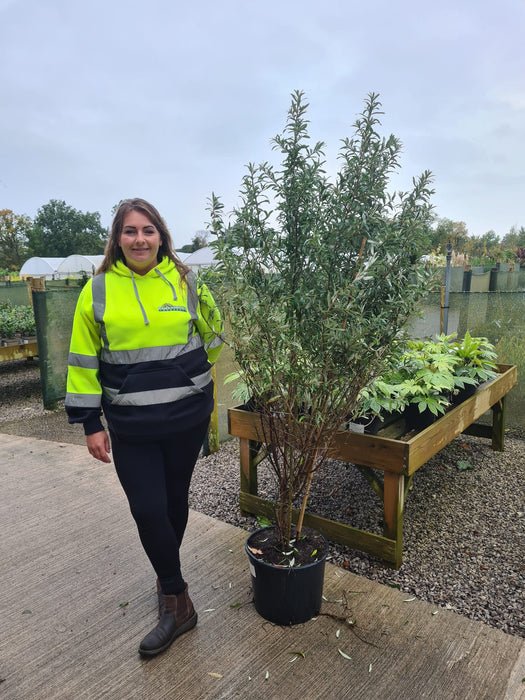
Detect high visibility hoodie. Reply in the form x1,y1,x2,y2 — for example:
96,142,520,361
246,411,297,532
65,257,224,440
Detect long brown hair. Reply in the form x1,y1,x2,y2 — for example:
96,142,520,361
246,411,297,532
97,198,190,281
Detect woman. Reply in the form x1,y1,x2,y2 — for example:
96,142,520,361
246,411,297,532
65,198,224,657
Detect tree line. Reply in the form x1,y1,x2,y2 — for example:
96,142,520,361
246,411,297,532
1,199,523,276
0,200,107,273
429,218,525,264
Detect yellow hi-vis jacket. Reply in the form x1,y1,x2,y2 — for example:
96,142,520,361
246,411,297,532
65,257,224,439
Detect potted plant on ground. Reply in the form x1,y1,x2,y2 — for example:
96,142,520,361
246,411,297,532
208,91,437,625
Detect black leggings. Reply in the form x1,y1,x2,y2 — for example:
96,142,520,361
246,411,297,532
110,418,209,595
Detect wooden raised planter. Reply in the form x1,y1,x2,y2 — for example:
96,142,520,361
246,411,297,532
228,364,517,568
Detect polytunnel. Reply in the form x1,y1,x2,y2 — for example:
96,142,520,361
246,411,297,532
19,257,65,279
56,255,104,278
182,246,216,271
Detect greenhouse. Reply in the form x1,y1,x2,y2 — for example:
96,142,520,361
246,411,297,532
56,255,104,278
19,257,65,279
19,255,104,279
181,246,216,271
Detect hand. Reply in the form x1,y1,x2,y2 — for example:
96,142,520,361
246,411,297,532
86,430,112,463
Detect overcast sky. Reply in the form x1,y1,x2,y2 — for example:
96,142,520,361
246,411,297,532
1,0,524,248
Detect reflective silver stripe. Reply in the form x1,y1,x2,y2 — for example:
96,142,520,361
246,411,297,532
104,369,212,406
91,274,109,350
100,335,204,365
186,273,198,344
206,335,225,350
186,272,199,321
65,392,102,407
68,352,99,369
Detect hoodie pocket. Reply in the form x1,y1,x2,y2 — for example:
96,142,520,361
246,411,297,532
111,365,204,406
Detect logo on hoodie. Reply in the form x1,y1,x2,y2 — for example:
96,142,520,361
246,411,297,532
158,303,186,312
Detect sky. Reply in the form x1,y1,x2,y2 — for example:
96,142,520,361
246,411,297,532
1,0,524,249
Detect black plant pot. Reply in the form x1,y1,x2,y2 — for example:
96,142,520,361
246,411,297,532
404,403,437,431
347,410,402,435
452,384,478,406
245,527,328,625
364,410,404,435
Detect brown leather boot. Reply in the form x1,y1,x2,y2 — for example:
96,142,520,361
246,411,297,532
139,584,197,657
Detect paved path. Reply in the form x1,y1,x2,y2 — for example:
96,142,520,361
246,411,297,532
1,433,523,699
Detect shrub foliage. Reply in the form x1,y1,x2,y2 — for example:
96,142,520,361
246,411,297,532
209,91,437,548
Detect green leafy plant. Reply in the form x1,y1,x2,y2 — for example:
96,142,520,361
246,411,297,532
444,330,498,386
356,332,499,425
0,303,36,339
0,310,18,338
15,305,36,336
209,91,436,552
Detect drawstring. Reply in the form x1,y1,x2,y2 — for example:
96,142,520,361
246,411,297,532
154,268,178,300
131,271,150,325
130,267,178,326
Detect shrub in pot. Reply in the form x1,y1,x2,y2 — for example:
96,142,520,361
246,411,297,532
208,91,436,624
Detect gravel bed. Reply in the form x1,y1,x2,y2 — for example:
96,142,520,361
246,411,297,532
0,358,51,422
193,437,525,639
2,358,524,639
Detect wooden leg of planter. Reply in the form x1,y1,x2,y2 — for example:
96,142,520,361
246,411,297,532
492,397,505,452
240,438,257,495
354,464,384,501
239,438,262,516
383,471,405,568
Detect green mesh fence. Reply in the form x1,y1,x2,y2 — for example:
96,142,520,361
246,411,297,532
32,287,82,409
0,282,31,306
410,292,525,429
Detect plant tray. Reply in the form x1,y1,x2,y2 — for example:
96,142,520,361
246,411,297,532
228,364,517,568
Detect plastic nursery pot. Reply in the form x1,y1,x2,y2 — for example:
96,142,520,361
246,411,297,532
245,526,328,626
452,384,479,406
404,403,438,431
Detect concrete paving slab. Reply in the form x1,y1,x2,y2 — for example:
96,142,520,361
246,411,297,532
0,433,523,699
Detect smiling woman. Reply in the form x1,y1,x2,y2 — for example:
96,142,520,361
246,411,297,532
64,197,225,658
119,210,162,274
